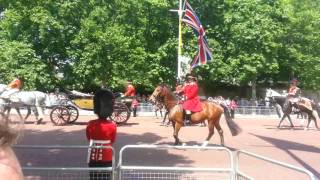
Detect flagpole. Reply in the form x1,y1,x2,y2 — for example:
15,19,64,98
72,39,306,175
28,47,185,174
177,0,183,79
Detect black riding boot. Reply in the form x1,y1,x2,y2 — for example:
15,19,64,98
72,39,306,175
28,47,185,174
184,114,191,126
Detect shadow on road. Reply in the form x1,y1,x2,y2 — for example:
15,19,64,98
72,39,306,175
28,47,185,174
251,133,320,177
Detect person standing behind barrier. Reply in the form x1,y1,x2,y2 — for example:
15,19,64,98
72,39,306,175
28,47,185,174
229,99,238,119
131,98,139,117
0,121,24,179
86,89,117,180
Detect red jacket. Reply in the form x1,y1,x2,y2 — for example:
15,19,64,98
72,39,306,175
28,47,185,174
180,82,202,112
124,84,136,97
288,86,299,97
86,119,117,162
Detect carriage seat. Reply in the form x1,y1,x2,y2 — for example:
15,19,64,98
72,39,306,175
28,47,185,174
87,140,112,163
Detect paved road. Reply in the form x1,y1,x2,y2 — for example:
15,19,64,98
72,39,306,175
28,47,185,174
12,114,320,179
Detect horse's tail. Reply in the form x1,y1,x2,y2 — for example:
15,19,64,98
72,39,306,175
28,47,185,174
220,104,242,136
312,110,319,122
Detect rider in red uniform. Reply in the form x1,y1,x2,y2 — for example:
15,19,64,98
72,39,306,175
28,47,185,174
287,79,300,105
178,74,202,125
288,79,300,98
124,81,136,97
86,88,117,180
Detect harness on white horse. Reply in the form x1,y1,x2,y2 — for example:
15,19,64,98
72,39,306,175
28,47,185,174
0,88,21,102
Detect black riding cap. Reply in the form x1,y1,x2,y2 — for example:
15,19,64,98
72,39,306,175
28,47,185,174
186,74,197,80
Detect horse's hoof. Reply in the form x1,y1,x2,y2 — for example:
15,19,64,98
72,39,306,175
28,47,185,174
35,119,43,125
201,141,209,147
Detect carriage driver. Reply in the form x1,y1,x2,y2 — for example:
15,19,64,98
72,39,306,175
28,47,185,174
177,74,202,125
123,81,136,97
0,76,23,100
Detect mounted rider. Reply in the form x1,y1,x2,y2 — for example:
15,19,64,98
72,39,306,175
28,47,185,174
287,78,313,111
177,74,202,125
287,79,300,100
0,76,24,100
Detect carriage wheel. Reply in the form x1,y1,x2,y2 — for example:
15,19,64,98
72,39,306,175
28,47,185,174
66,105,79,123
111,102,130,124
50,106,70,126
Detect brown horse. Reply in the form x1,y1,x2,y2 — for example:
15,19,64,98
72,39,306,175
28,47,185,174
149,84,241,146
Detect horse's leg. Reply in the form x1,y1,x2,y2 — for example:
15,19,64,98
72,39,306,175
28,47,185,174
201,120,215,147
35,105,44,124
173,122,183,145
5,107,11,121
24,107,31,121
165,111,169,126
311,110,319,130
214,121,224,146
277,114,286,128
305,116,312,130
287,115,294,128
15,108,24,122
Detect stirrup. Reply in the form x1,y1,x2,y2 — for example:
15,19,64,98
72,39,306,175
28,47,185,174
184,120,191,126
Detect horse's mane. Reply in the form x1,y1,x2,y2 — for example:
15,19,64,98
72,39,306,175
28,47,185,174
158,84,176,98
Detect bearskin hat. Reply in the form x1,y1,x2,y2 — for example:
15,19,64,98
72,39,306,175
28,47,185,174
93,88,115,118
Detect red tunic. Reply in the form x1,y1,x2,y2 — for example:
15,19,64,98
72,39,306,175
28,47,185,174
124,84,136,97
288,86,299,97
86,119,117,162
180,82,202,112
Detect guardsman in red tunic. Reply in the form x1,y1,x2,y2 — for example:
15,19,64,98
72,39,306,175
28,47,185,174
124,81,136,97
86,88,117,180
178,74,202,125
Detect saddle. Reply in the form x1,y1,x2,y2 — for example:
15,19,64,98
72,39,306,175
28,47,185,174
297,97,313,111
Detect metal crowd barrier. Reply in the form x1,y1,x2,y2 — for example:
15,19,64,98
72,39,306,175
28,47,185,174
14,145,115,180
234,150,317,180
137,103,278,116
118,145,235,180
235,106,277,116
13,145,317,180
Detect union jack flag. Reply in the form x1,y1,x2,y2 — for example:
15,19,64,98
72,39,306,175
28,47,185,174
182,1,212,68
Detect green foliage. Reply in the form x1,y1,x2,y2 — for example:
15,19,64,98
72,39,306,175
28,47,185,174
0,0,319,93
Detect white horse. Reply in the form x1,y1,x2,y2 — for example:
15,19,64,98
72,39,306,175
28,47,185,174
0,84,49,124
265,88,286,118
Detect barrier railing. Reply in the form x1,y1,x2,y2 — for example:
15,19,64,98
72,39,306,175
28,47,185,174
137,103,278,116
235,150,318,180
14,145,115,180
118,144,235,180
13,145,317,180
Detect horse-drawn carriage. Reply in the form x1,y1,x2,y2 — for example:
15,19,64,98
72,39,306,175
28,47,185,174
49,90,131,126
0,84,131,126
